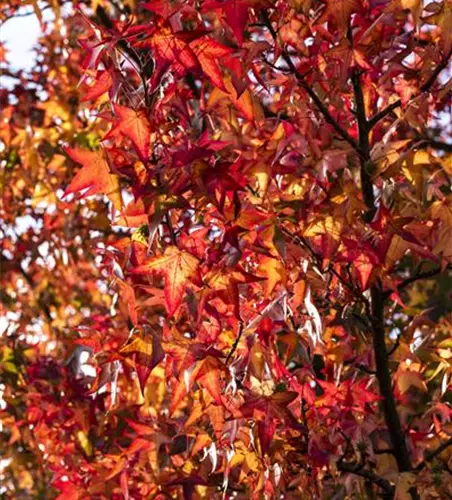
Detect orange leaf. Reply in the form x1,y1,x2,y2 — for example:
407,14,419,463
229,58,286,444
258,256,286,297
121,334,165,394
63,147,122,210
109,104,152,161
132,246,200,315
196,357,223,404
80,70,112,102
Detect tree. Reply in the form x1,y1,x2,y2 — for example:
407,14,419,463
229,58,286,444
1,0,451,498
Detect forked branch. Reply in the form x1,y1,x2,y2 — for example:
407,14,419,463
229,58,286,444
368,48,452,130
261,10,360,153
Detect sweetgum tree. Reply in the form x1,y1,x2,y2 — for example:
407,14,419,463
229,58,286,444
1,0,451,498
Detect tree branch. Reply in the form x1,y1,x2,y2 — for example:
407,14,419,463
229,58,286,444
225,321,244,366
383,265,449,300
337,461,395,496
370,283,413,473
420,139,452,153
386,332,402,357
368,48,452,130
261,10,360,153
347,22,414,476
415,438,452,472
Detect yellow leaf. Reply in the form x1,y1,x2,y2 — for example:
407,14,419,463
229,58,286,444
76,430,93,457
31,182,56,208
397,371,427,394
258,256,286,297
304,216,342,240
394,472,417,500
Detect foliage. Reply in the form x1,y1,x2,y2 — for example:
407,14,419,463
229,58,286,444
1,0,452,498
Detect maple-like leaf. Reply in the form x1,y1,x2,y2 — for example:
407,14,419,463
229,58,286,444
107,104,152,162
203,0,252,46
80,70,112,103
143,0,184,19
317,0,362,32
147,26,201,72
132,246,200,315
63,147,122,210
258,256,286,297
207,75,264,121
121,333,165,394
190,37,234,91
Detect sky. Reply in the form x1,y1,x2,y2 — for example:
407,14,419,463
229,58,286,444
0,12,44,71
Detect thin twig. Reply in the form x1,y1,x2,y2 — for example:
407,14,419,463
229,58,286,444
226,292,289,364
386,332,402,357
337,461,395,495
368,48,452,130
418,138,452,153
415,438,452,472
261,10,360,153
225,321,244,366
280,227,368,305
383,265,449,300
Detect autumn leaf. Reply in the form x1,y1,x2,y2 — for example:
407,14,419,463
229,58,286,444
202,0,253,46
121,332,165,394
107,104,152,162
317,0,362,32
257,256,286,297
63,147,122,210
5,1,452,498
190,37,234,92
143,0,184,19
207,75,264,121
132,246,200,315
80,70,112,103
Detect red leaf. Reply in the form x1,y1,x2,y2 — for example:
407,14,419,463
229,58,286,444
107,104,152,162
190,37,234,91
132,246,200,315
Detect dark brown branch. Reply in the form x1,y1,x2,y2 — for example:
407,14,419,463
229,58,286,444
420,139,452,153
383,265,448,300
346,24,415,475
371,283,412,473
415,438,452,472
386,332,402,357
357,363,377,375
397,266,444,290
351,69,376,219
337,461,395,496
368,48,452,130
261,10,360,153
225,321,244,366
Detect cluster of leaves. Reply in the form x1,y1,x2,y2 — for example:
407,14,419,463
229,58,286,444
1,0,452,498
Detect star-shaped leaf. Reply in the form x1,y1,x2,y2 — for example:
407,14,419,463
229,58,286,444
63,147,122,210
107,104,152,162
132,246,200,315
